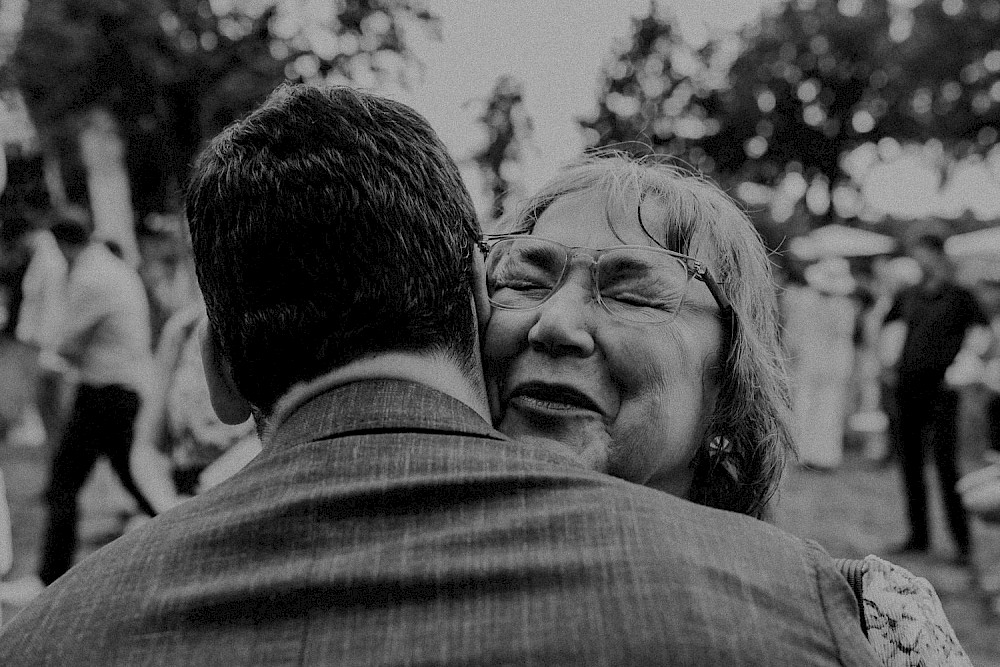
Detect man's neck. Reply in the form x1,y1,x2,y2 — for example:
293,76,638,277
264,351,491,435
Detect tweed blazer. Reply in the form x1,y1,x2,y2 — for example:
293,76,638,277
0,379,879,666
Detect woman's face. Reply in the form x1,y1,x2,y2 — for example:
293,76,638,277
484,190,723,495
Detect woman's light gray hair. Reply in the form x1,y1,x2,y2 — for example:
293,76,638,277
497,150,794,518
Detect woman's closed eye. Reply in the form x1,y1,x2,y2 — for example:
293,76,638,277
494,276,551,292
601,277,684,312
605,292,672,309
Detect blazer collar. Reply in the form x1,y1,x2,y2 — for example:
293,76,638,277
264,376,503,450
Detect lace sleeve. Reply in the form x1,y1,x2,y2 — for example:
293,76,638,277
860,555,971,666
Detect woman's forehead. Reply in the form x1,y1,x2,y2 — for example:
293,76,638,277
531,190,649,247
531,189,711,256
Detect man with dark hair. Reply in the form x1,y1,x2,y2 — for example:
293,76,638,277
884,233,991,565
0,85,878,665
185,83,485,417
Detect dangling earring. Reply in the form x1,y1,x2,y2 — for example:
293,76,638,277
708,436,739,483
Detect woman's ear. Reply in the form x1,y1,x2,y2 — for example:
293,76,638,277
199,320,252,425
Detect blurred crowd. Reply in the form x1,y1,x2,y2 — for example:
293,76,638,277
780,232,1000,614
784,237,999,463
0,205,260,608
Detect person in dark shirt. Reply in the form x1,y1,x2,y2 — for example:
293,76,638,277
882,233,990,564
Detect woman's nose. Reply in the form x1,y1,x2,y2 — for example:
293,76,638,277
526,281,596,357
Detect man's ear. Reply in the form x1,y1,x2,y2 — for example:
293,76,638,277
199,320,253,425
471,248,491,335
471,248,501,421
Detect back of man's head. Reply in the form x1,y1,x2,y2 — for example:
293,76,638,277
186,84,481,414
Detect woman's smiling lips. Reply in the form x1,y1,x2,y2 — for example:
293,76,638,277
505,382,607,419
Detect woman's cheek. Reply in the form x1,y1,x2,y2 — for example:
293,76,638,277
484,311,529,360
602,329,709,483
482,313,525,424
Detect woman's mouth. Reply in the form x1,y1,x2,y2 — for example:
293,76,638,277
506,382,603,417
499,382,612,471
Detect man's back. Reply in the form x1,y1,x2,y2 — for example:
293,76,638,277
0,380,877,665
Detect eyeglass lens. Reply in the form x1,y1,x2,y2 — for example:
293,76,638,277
486,238,692,324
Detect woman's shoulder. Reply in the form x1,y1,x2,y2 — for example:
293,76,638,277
856,555,971,666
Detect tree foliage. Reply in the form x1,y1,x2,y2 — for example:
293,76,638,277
471,75,533,220
580,5,719,169
6,0,438,222
582,0,1000,200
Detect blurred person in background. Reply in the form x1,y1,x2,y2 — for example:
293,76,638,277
0,215,41,614
957,450,1000,617
881,233,991,566
0,149,19,619
0,212,68,609
844,263,892,462
786,257,859,470
956,277,1000,618
871,256,924,466
137,220,202,342
29,210,156,589
0,216,37,444
12,216,69,448
130,262,260,514
981,279,1000,462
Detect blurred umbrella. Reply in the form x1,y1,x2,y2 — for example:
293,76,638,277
945,226,1000,258
789,224,898,259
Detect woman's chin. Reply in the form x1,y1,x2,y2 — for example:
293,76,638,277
499,407,612,473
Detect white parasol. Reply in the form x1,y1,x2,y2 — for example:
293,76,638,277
944,225,1000,258
788,223,898,259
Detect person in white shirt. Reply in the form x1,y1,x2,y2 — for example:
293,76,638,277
9,226,69,448
785,258,859,469
35,211,156,585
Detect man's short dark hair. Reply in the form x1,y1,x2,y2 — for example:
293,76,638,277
186,84,482,413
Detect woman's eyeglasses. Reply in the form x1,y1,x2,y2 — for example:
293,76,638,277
483,234,731,325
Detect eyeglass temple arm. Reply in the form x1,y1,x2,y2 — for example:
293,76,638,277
693,264,733,315
636,203,733,316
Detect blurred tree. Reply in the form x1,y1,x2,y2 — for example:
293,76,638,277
580,3,721,169
4,0,438,224
894,0,1000,154
472,75,534,220
581,0,1000,224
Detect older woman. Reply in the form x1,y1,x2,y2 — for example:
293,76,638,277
484,152,789,518
483,152,970,665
